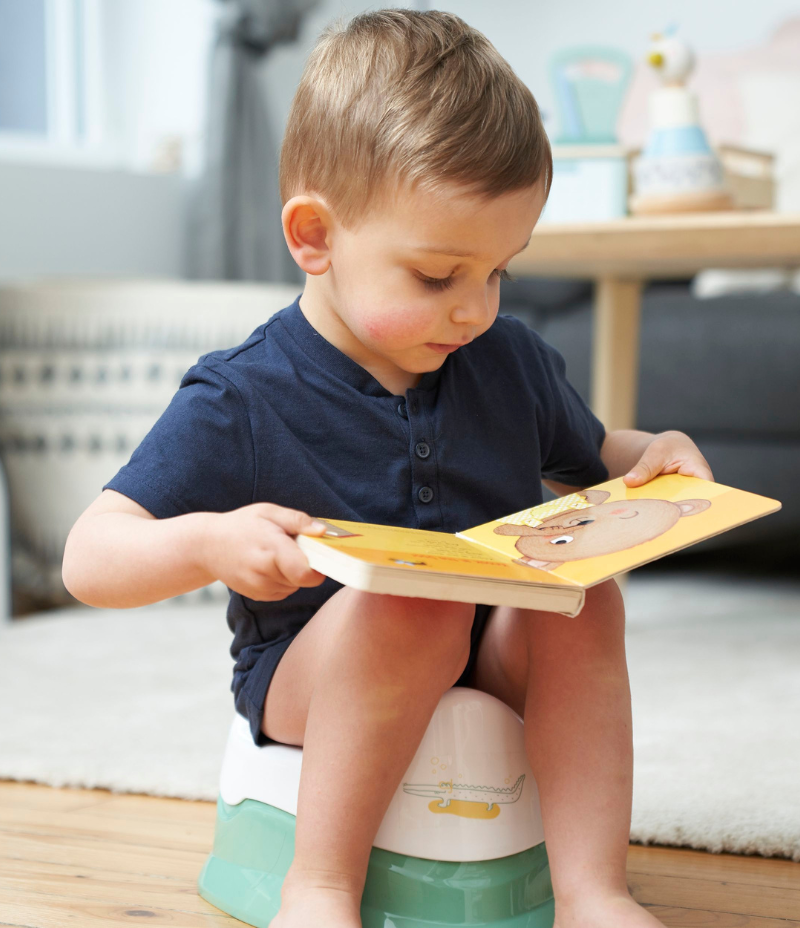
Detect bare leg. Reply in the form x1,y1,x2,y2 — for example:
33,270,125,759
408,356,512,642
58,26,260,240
263,586,475,928
468,580,663,927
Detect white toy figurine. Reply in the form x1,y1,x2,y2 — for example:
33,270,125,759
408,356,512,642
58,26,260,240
630,27,733,214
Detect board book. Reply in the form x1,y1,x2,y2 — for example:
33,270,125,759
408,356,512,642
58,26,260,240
296,475,780,616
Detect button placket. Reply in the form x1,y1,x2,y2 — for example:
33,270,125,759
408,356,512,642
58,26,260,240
406,390,441,526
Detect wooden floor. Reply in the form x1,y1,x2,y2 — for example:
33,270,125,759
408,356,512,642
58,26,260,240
1,780,798,927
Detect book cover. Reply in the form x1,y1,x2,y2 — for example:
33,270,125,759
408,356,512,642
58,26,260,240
456,474,781,586
297,475,780,611
298,519,578,588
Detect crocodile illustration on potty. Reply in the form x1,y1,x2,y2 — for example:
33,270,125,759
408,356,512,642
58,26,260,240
198,687,555,927
403,772,526,813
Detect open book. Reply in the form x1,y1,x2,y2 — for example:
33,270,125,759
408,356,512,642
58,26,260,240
297,475,780,616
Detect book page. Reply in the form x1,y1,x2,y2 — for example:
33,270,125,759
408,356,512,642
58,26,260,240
457,475,780,587
304,520,578,586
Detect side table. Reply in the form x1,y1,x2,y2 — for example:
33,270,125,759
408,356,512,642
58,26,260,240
510,211,800,431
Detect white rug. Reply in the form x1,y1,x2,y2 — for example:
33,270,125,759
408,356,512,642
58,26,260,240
0,574,798,861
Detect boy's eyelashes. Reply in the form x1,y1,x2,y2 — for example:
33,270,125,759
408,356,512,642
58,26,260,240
417,268,516,291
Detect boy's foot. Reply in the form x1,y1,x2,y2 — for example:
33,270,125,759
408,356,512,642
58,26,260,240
270,884,363,928
554,892,664,928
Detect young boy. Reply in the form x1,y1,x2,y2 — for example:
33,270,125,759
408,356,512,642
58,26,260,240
63,10,712,928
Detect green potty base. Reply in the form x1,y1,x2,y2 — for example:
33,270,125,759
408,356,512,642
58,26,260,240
198,796,554,927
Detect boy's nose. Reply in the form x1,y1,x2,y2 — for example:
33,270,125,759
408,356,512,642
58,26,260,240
450,296,493,327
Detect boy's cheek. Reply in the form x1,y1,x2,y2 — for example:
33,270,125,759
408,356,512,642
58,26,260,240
362,304,433,345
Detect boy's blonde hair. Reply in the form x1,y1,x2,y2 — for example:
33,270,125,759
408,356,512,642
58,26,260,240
280,9,552,226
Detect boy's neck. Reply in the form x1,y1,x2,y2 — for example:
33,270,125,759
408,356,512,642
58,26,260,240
298,277,423,396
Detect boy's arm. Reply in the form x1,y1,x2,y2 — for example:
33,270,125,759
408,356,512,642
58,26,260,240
601,428,713,485
543,428,714,498
62,490,219,608
62,489,327,609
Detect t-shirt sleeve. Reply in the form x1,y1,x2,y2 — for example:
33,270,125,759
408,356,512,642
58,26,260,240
534,333,609,487
102,361,255,518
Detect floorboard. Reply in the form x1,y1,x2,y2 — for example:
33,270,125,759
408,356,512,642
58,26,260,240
1,780,798,927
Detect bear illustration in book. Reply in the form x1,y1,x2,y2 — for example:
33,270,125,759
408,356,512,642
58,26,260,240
494,489,711,571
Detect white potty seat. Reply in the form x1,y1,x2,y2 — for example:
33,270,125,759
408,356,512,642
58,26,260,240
200,685,555,927
219,685,545,862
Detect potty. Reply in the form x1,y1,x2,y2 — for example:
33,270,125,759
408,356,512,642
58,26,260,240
198,687,554,927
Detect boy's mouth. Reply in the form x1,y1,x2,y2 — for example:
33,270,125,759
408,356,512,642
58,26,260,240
426,342,467,353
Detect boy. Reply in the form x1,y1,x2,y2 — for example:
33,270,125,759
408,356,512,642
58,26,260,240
63,11,712,928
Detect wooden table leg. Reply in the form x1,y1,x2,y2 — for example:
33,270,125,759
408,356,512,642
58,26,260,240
591,277,644,595
591,277,644,432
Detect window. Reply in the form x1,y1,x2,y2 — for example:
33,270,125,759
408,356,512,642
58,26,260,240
0,0,106,162
0,0,48,134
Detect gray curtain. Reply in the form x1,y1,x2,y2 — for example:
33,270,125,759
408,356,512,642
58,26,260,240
187,0,320,283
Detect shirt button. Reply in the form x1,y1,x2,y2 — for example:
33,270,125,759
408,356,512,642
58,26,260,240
397,402,408,419
418,486,434,503
415,441,431,459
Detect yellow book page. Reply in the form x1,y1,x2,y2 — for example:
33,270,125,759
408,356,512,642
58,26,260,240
457,475,781,587
306,520,578,586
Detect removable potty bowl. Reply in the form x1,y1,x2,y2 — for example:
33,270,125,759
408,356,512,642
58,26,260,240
198,686,554,927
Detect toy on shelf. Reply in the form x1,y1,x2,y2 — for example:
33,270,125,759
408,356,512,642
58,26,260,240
542,46,632,223
630,27,733,214
550,46,632,145
198,687,556,927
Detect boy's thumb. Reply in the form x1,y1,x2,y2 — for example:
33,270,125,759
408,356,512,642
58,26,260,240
262,504,328,536
287,512,328,536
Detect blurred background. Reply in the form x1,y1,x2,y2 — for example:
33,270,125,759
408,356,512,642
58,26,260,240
1,0,798,619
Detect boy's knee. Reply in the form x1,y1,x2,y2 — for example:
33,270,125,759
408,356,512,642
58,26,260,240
345,590,474,685
582,579,625,623
564,579,626,652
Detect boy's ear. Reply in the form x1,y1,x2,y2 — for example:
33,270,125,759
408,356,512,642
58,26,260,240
281,196,333,275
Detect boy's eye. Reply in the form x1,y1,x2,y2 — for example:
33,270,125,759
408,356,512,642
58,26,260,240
419,274,455,292
418,268,516,291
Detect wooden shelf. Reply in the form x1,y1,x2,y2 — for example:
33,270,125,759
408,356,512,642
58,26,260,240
511,211,800,279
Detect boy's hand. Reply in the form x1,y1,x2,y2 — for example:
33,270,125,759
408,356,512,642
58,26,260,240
200,503,329,601
623,430,714,487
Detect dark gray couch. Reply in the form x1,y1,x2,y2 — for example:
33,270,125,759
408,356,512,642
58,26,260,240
501,278,800,558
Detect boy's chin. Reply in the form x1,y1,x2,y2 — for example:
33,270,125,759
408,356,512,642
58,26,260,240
402,354,448,373
389,344,454,379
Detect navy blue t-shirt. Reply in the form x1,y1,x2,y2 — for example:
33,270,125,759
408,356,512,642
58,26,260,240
104,296,607,742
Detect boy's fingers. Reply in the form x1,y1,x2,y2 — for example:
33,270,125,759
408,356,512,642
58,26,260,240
623,447,665,486
270,534,326,588
678,461,715,481
252,583,298,601
258,504,327,537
